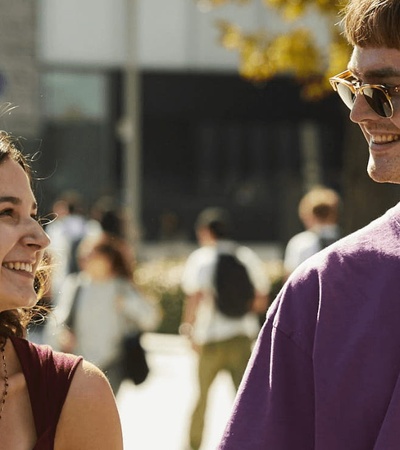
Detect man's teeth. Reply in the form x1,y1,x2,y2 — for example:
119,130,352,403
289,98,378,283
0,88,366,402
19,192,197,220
372,134,400,144
3,262,33,273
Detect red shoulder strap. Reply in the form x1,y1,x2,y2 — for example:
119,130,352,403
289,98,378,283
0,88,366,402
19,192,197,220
10,336,82,442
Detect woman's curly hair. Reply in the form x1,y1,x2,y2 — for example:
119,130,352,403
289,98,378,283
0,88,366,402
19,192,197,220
0,131,50,338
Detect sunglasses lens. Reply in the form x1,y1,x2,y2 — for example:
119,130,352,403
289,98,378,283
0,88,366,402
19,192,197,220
363,87,392,117
336,83,356,110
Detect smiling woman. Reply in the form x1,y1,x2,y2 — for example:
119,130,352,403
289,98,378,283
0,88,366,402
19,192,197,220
0,132,49,336
0,131,123,450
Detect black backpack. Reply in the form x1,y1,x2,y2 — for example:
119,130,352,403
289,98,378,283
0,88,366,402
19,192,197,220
214,253,255,318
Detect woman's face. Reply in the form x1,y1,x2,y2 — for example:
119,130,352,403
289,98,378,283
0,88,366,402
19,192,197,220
84,251,114,280
0,157,50,311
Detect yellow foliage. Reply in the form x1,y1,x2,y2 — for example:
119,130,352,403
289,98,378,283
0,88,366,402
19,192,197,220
269,29,322,77
325,32,352,77
207,0,351,99
263,0,343,18
239,48,276,82
283,3,307,20
218,21,244,50
198,0,251,7
219,24,324,84
262,0,285,8
301,78,329,100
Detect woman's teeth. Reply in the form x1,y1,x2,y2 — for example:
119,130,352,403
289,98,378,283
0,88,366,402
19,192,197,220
2,262,33,273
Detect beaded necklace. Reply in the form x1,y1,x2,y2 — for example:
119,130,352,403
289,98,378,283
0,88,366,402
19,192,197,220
0,338,8,420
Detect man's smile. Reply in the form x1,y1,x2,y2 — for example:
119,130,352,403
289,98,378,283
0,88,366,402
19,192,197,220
370,134,400,144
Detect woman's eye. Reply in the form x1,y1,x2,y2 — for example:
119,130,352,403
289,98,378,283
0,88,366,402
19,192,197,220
0,208,14,217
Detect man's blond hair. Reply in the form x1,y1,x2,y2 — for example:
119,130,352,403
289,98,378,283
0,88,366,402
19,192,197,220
343,0,400,48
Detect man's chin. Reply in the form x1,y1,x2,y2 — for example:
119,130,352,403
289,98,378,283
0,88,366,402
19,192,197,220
368,173,390,183
367,163,400,184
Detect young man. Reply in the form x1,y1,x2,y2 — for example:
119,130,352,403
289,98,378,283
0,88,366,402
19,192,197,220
218,1,400,449
180,207,270,450
283,186,341,275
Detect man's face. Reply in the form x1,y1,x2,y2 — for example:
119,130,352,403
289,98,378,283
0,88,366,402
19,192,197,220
348,46,400,184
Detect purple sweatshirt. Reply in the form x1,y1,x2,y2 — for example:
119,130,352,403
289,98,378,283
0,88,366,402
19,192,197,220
219,203,400,449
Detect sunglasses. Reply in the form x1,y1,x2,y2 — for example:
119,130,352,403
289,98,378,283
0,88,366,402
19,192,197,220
329,70,400,118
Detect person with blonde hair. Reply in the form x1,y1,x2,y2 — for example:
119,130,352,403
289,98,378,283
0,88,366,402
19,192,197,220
283,186,341,274
0,131,123,449
219,1,400,448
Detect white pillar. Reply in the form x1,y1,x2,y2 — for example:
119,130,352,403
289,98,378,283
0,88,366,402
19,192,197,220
120,0,142,246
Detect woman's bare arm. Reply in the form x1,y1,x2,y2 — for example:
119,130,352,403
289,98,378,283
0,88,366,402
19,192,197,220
55,360,123,450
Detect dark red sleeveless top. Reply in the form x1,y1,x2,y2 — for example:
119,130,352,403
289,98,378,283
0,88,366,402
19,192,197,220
10,336,82,450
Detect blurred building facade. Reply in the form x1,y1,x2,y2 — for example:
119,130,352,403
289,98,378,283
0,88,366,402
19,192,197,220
0,0,346,246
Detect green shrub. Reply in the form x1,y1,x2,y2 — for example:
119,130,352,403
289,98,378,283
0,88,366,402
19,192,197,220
135,258,186,334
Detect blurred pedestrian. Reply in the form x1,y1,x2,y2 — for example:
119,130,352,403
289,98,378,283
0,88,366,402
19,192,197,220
47,235,160,395
45,191,98,296
89,195,136,269
90,195,126,239
283,186,341,275
31,192,99,344
180,207,270,450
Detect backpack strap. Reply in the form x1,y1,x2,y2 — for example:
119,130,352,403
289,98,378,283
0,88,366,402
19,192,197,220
317,233,339,250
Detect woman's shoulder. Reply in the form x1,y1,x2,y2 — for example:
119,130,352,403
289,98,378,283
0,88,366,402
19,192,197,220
17,339,124,449
56,360,123,449
10,337,123,449
65,359,114,404
24,342,115,407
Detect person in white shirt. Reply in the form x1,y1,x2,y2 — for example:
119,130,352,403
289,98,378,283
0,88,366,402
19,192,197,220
180,207,270,450
284,186,341,275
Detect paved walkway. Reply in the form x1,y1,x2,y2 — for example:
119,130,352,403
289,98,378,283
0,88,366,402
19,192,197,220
117,333,237,450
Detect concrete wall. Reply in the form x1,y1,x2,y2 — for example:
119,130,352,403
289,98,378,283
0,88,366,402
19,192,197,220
0,0,39,136
37,0,332,70
38,0,128,67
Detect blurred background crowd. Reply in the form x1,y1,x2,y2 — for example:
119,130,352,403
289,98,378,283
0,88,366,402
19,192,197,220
2,1,400,449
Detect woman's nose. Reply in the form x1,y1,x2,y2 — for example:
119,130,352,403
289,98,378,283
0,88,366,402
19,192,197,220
22,219,51,250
